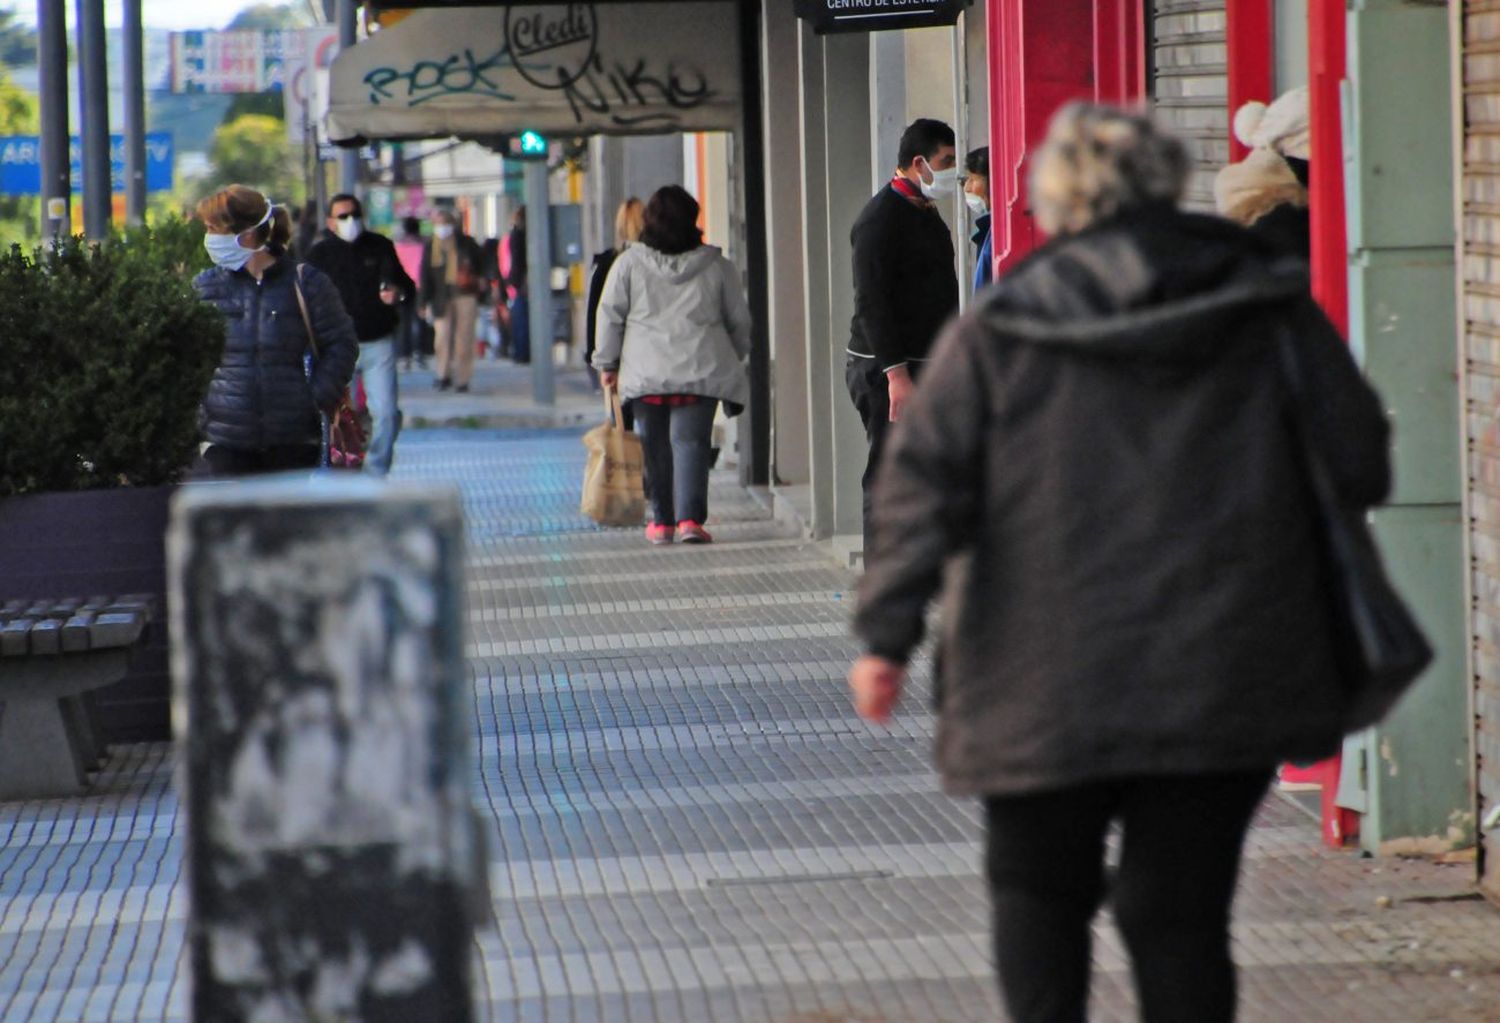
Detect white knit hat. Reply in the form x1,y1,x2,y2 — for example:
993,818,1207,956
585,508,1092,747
1233,86,1310,160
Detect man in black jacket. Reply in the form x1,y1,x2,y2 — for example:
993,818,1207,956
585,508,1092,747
846,118,961,550
306,193,416,476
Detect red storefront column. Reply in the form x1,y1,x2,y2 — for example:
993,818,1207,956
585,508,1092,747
1307,0,1359,849
1226,0,1273,162
988,0,1137,278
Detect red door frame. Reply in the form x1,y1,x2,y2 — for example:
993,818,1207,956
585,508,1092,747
1226,0,1274,162
987,0,1143,279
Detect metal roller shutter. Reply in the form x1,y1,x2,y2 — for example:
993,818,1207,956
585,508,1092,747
1464,0,1500,896
1150,0,1228,211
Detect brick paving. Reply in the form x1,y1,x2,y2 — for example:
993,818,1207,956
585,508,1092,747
2,405,1499,1021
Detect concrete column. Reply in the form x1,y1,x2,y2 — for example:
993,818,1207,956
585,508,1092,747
870,32,907,193
168,478,481,1021
75,0,110,239
762,2,810,488
1341,0,1468,854
36,0,69,241
822,33,875,562
337,0,360,195
525,159,556,405
797,22,834,540
121,0,147,226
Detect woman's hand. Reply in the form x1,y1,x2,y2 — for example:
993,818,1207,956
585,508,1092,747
848,655,906,725
600,370,619,390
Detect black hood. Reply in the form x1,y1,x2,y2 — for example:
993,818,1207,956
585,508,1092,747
980,206,1309,362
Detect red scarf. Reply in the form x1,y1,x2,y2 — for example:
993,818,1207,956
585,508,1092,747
890,173,935,211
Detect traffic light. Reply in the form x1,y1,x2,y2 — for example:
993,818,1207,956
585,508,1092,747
515,131,547,159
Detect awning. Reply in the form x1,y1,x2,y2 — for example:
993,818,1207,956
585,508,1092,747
327,3,742,143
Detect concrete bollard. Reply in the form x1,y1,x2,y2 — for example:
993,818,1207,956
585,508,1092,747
169,476,481,1023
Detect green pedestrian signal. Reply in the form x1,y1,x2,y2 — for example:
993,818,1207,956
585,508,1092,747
518,131,547,157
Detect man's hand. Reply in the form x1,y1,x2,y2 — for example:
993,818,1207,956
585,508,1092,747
848,655,906,725
885,365,913,423
600,370,619,390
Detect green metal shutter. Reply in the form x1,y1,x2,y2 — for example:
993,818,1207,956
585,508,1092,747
1464,0,1500,896
1150,0,1229,211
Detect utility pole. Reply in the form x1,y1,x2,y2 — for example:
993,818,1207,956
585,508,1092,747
524,159,555,406
336,0,360,195
75,0,111,239
121,0,148,226
37,0,69,241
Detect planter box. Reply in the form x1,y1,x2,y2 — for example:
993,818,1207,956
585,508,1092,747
0,485,173,743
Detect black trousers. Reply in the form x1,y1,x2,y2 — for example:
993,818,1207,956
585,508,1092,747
984,770,1273,1023
845,356,919,549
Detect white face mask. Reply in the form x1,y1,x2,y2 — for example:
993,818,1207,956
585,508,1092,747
434,223,455,240
204,200,274,271
919,159,959,200
965,192,989,218
335,217,363,243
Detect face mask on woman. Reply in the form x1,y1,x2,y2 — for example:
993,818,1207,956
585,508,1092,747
965,192,989,218
434,223,455,241
204,201,274,271
919,159,960,200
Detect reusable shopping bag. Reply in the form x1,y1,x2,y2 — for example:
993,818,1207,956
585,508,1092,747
294,266,367,470
580,387,646,527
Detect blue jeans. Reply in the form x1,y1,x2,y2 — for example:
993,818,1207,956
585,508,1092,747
633,400,716,526
356,336,401,476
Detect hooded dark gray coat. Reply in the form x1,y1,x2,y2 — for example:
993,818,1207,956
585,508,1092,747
853,208,1391,797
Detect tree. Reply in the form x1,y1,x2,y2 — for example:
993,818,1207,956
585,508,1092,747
209,114,303,204
0,70,39,250
0,10,37,68
227,3,312,31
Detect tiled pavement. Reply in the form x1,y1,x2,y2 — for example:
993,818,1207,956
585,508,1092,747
2,421,1500,1022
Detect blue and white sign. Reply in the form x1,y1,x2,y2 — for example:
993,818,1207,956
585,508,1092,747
0,133,175,196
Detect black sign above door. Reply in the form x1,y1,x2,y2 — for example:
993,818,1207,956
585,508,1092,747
794,0,970,34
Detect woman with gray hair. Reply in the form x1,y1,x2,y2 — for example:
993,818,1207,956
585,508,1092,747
848,103,1390,1021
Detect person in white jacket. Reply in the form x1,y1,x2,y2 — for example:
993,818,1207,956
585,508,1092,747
594,185,752,546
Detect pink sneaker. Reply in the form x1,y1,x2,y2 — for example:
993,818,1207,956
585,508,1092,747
645,523,674,546
676,521,712,544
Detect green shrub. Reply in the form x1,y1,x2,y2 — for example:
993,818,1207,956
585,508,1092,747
0,223,225,496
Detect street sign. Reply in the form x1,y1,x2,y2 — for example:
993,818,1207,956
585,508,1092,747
794,0,970,34
171,29,300,94
0,134,174,196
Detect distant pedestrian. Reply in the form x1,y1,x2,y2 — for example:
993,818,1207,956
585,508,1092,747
1214,86,1311,261
503,207,530,364
192,185,357,477
846,117,961,551
849,104,1391,1023
306,193,416,476
586,197,645,394
964,146,993,291
593,185,751,547
393,215,429,371
421,209,484,392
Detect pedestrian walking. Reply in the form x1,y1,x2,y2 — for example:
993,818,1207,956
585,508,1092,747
846,117,961,550
964,146,994,292
305,193,416,477
593,185,751,547
393,215,429,371
586,197,645,395
421,209,484,392
848,104,1391,1023
1214,86,1311,261
503,208,531,365
192,184,357,477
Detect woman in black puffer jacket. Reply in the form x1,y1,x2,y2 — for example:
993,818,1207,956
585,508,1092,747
193,185,357,476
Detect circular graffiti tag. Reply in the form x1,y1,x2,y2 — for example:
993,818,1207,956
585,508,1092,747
505,4,598,91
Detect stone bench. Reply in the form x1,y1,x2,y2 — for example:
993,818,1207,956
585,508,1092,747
0,595,152,800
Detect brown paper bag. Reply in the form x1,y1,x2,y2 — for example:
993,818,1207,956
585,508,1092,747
580,388,646,527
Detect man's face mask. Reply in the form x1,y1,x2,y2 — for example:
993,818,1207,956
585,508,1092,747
334,213,363,243
919,157,959,200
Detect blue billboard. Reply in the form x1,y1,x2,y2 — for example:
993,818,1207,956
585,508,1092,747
0,133,175,196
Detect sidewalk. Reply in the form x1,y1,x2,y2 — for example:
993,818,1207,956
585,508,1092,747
1,416,1498,1021
396,356,601,430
